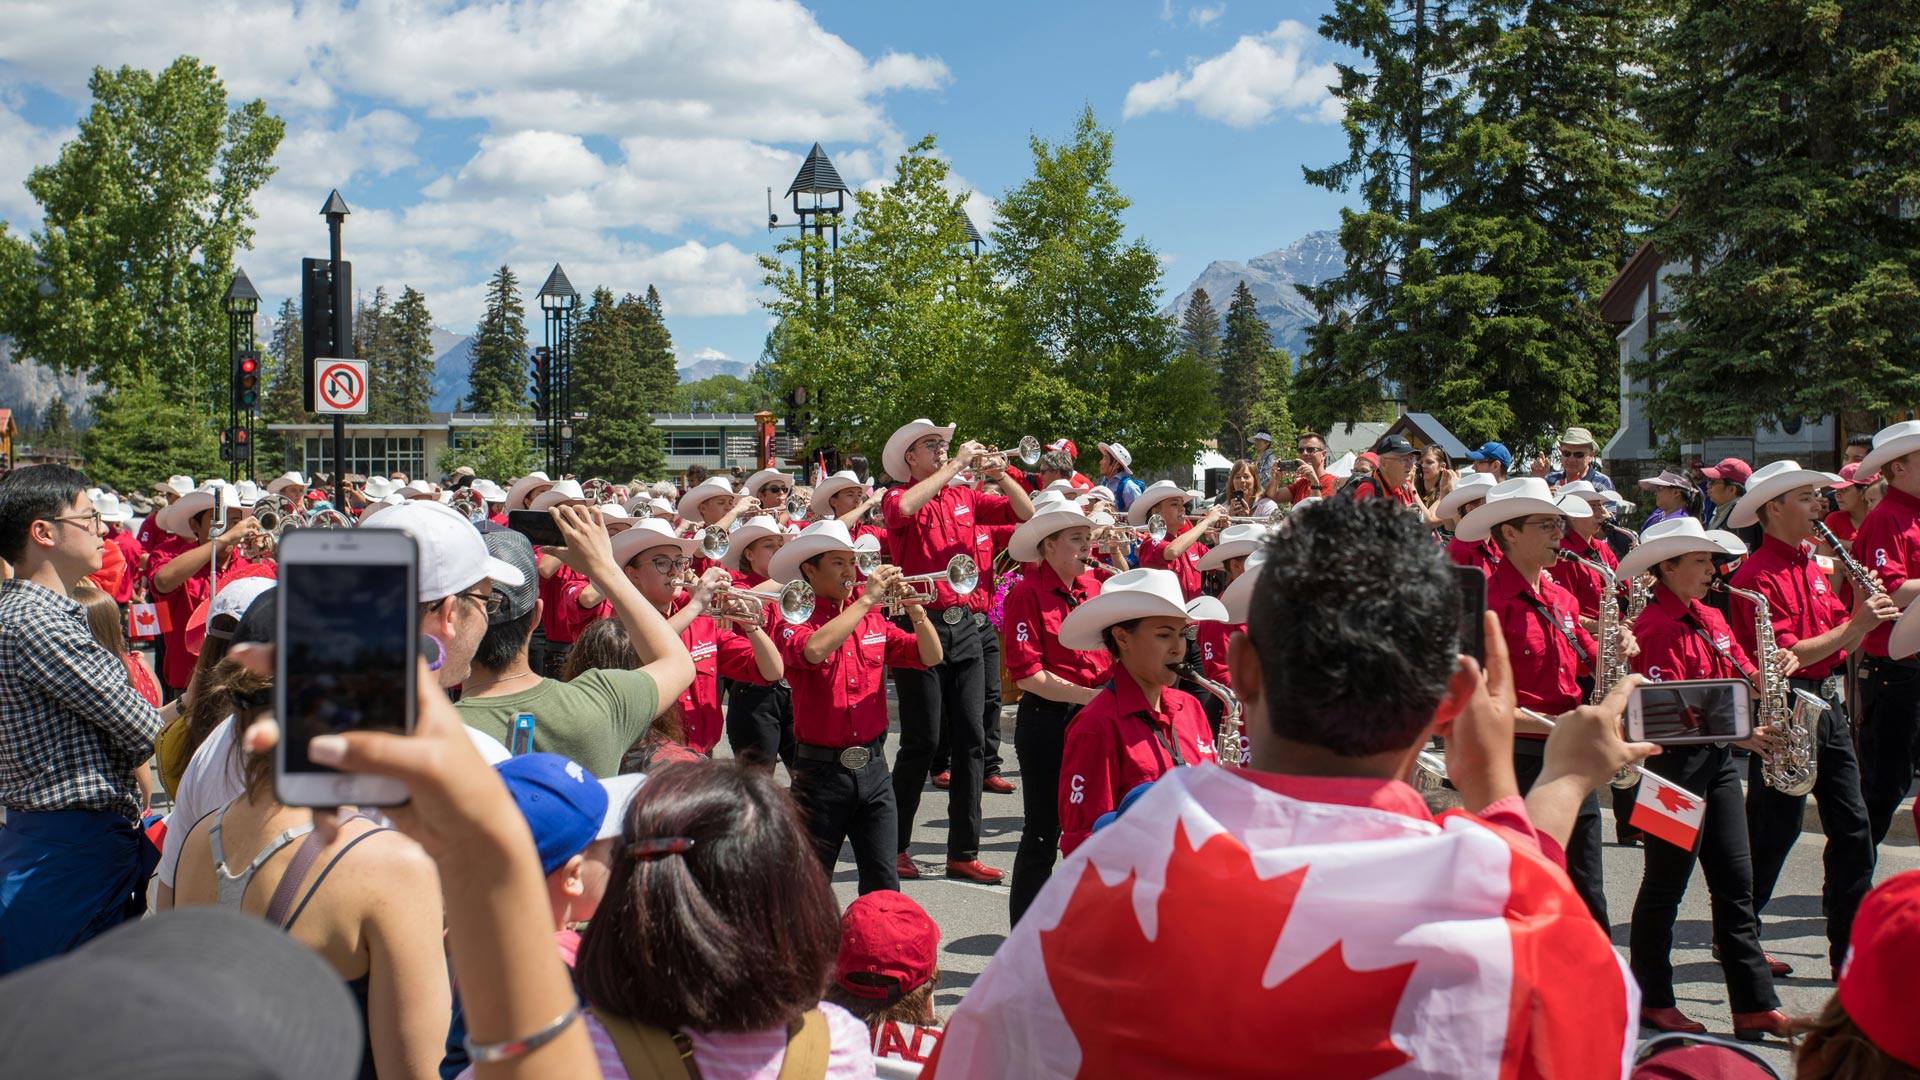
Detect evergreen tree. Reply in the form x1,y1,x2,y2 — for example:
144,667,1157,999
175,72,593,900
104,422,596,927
1178,288,1222,367
384,286,436,423
464,265,528,412
41,397,72,450
356,287,393,420
437,389,542,482
1250,348,1295,452
1217,281,1270,456
1636,0,1920,437
643,285,663,319
84,373,221,492
259,297,306,468
572,287,668,481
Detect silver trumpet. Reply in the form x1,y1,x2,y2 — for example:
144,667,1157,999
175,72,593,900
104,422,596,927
238,494,294,560
705,583,773,629
450,486,488,523
1090,515,1168,554
867,555,978,616
786,492,811,522
627,500,657,522
1412,748,1451,795
305,508,354,529
1218,509,1288,526
698,525,730,560
775,578,850,625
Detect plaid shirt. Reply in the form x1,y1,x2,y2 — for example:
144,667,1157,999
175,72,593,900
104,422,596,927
0,579,163,820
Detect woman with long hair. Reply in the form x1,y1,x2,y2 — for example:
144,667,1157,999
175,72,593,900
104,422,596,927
560,617,701,772
1417,444,1454,504
1222,459,1259,518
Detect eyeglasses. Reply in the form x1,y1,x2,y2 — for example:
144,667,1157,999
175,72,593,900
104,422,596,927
455,589,506,617
1560,449,1592,459
915,438,949,454
1518,517,1568,534
643,556,692,575
1297,446,1326,455
760,484,791,497
46,510,103,533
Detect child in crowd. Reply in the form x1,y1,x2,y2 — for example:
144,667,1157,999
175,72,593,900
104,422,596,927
827,890,945,1078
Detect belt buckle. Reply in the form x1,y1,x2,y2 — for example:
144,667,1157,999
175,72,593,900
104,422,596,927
942,606,964,626
838,745,873,770
1821,674,1845,705
973,611,988,628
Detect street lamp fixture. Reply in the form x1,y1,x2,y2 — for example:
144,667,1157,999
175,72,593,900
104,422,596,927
538,264,580,476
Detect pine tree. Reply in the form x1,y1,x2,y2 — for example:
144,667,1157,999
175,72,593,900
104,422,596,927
41,397,71,450
1178,288,1222,367
643,285,663,319
465,265,528,412
572,288,668,481
1250,348,1295,452
83,373,221,492
356,287,393,421
259,297,306,468
384,286,436,423
1217,281,1271,456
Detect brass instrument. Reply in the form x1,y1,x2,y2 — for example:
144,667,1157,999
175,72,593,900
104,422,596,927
786,492,810,522
450,486,488,523
699,525,729,560
1182,667,1245,766
1219,509,1287,526
867,555,978,616
580,478,620,505
854,547,883,577
1561,550,1638,789
776,578,850,625
1090,515,1168,554
1814,520,1883,598
238,495,294,560
1412,747,1451,795
1714,581,1820,796
705,583,772,629
967,435,1043,478
627,500,657,522
306,508,354,529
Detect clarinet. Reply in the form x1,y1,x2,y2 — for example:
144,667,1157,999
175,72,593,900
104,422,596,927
1813,520,1883,598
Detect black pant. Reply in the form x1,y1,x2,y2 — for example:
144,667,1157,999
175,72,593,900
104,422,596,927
725,682,796,771
933,614,1004,778
1746,684,1873,971
1857,656,1920,847
1630,743,1777,1013
154,632,177,703
892,614,986,860
1010,696,1078,926
1512,743,1608,927
790,741,898,894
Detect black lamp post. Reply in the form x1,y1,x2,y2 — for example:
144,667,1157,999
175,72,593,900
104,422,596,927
957,209,984,261
538,264,579,477
223,268,261,482
769,142,849,302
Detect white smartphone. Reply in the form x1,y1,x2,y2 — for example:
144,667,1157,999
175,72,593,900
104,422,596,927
1626,678,1753,746
274,526,419,807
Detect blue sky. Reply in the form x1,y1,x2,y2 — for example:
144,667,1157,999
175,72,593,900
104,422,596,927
0,0,1358,374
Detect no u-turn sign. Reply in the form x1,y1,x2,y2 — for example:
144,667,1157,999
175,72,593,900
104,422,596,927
315,358,368,414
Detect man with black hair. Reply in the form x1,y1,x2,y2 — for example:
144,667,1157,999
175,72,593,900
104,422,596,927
1844,433,1875,467
0,465,165,974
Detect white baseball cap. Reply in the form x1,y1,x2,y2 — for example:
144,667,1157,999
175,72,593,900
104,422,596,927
361,500,526,602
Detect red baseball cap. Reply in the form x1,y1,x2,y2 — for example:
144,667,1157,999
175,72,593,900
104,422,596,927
835,890,938,1001
1699,457,1753,486
1047,438,1079,458
1839,870,1920,1067
1837,462,1879,488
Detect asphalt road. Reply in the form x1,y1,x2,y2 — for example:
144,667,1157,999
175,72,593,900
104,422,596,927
813,701,1920,1075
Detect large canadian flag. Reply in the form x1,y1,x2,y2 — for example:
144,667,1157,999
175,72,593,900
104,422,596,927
927,766,1638,1079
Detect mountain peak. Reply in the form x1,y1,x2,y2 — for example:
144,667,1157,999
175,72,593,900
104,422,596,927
1167,229,1347,358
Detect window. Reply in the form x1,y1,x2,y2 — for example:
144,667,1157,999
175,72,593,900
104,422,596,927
666,432,723,458
304,437,426,480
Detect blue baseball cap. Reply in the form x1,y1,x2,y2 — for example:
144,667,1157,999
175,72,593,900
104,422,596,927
1467,441,1512,469
496,753,609,876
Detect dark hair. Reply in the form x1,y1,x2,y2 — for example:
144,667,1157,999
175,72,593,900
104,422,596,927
825,969,942,1032
845,454,871,483
1099,617,1147,658
685,465,710,487
1297,431,1327,448
471,608,536,672
1848,433,1876,450
562,616,636,680
0,464,89,562
575,760,840,1033
1795,995,1920,1080
1245,498,1459,756
71,585,127,656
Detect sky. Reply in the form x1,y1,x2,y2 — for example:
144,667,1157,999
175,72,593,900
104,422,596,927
0,0,1360,374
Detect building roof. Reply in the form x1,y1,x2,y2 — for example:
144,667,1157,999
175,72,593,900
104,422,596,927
0,409,12,433
1388,413,1471,460
1598,240,1664,325
786,143,849,197
538,263,577,299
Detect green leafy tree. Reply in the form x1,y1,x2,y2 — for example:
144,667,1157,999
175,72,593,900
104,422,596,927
259,298,307,468
1636,0,1920,437
464,266,528,411
675,374,778,413
1178,288,1222,368
0,58,283,400
83,373,221,492
381,287,436,424
437,390,542,482
572,287,670,481
1250,348,1296,453
1217,281,1270,455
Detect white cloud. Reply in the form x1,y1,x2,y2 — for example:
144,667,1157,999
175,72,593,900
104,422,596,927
0,98,70,227
1123,20,1342,127
1188,4,1225,27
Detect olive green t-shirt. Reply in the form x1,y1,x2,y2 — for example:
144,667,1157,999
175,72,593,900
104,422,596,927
455,669,659,778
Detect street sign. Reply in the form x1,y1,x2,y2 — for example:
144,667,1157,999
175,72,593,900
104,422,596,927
315,358,369,414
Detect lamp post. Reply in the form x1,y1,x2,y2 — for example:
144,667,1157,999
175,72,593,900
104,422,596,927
223,268,261,482
768,142,849,302
538,264,579,477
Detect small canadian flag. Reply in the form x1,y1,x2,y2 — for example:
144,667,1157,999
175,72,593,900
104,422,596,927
1630,769,1705,850
128,602,164,641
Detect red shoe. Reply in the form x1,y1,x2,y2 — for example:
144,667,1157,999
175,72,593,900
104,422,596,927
931,771,951,790
1640,1007,1707,1035
895,852,920,880
1711,943,1794,977
945,859,1006,885
1732,1009,1791,1041
982,775,1017,794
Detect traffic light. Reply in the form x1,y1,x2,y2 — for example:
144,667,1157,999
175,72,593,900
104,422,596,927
218,426,249,462
233,349,261,414
219,427,231,463
529,347,552,421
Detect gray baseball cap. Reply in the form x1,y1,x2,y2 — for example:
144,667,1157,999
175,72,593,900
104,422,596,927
480,526,540,624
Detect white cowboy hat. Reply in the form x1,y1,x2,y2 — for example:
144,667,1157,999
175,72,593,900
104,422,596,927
883,418,957,482
1082,485,1115,506
156,485,242,538
676,476,736,523
1555,479,1610,504
1187,595,1230,624
609,519,701,568
1128,480,1189,526
1614,517,1748,581
1728,460,1844,528
1088,510,1117,527
1196,523,1272,571
1432,472,1499,522
769,519,857,584
471,479,508,503
528,479,588,512
742,468,792,500
1095,441,1132,470
599,504,633,534
232,480,265,507
1858,421,1920,485
1058,568,1203,650
1221,549,1269,623
1455,477,1590,543
1889,596,1920,661
810,471,866,519
159,474,196,498
1009,500,1097,564
1041,479,1080,497
721,515,785,573
400,479,438,500
362,476,401,501
356,493,409,522
264,471,308,497
623,495,676,521
1600,489,1635,513
502,472,554,512
93,492,133,524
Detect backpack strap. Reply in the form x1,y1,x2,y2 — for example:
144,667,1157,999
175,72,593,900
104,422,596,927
775,1009,829,1080
590,1008,703,1080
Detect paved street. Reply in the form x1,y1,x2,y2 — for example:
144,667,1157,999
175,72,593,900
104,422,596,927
818,703,1920,1072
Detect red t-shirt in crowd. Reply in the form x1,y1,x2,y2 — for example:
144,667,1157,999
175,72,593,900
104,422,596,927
778,595,928,747
1001,561,1108,689
1852,485,1920,658
1632,582,1755,683
107,527,143,603
1058,673,1217,855
1350,475,1418,506
1727,535,1850,681
882,485,1020,609
1288,472,1339,505
1487,558,1595,724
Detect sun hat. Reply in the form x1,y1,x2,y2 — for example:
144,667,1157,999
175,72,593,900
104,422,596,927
1637,469,1697,494
1859,420,1920,481
528,478,588,512
1727,460,1844,528
810,471,866,519
452,466,476,478
1837,870,1920,1068
156,484,242,538
1096,441,1133,470
184,576,276,656
1555,479,1610,504
361,476,401,501
1466,442,1512,470
769,519,857,584
1221,549,1269,622
1252,432,1272,444
1196,523,1272,571
362,499,526,603
1432,472,1498,521
609,520,701,569
1614,518,1748,581
1058,568,1201,650
1699,458,1754,488
94,492,133,525
676,476,736,522
1128,480,1189,526
399,480,438,500
1455,477,1590,542
264,471,308,498
496,754,609,876
721,515,785,573
232,480,265,507
742,468,793,500
159,474,196,498
502,472,554,512
471,478,508,503
355,493,408,523
1559,426,1599,449
884,418,958,481
1009,500,1098,564
836,890,939,1001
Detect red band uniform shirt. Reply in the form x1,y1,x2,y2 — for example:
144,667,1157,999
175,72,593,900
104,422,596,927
1000,563,1108,690
1136,531,1209,602
1057,677,1217,855
778,595,930,749
1851,485,1920,658
147,547,271,688
1632,583,1755,686
669,593,769,754
882,486,1019,612
1487,558,1596,729
1727,536,1848,681
1446,536,1502,580
1548,530,1619,622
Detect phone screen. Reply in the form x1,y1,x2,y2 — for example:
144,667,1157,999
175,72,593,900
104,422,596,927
279,550,416,776
506,508,565,548
1453,564,1486,665
1629,679,1752,745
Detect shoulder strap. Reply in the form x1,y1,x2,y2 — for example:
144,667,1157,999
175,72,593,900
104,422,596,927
590,1008,704,1080
1517,589,1588,664
775,1009,829,1080
264,830,327,927
281,821,390,931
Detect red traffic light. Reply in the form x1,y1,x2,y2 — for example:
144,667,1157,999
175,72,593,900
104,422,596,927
239,356,259,375
234,427,249,445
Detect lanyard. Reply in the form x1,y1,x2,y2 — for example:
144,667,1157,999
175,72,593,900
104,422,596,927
1682,613,1754,680
1104,681,1183,768
1519,589,1588,664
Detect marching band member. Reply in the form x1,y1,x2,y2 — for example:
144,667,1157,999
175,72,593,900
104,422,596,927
1192,523,1268,732
718,514,797,768
742,467,797,528
549,506,642,645
502,471,554,512
472,479,510,525
1850,420,1920,849
147,483,269,696
1131,479,1223,601
1055,568,1221,856
881,419,1034,886
814,470,887,555
676,474,755,575
263,471,307,501
1547,480,1619,627
1094,441,1144,511
951,510,1019,796
1437,472,1499,576
527,480,593,673
1725,461,1897,978
1454,477,1613,923
1623,517,1790,1038
772,520,942,893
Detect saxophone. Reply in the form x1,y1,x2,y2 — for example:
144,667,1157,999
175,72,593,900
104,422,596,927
1714,582,1820,796
1561,551,1639,789
1183,667,1245,767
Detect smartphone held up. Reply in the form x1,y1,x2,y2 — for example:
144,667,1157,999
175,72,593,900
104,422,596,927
1625,679,1753,746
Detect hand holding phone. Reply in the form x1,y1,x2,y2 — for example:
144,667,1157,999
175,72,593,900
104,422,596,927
1625,679,1753,746
506,509,565,548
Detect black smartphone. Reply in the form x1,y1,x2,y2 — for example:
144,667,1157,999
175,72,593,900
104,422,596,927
274,528,419,806
1627,679,1754,745
1279,458,1303,472
506,508,564,547
1453,564,1486,665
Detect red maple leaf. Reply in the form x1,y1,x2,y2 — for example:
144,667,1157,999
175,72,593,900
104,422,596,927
1039,821,1416,1078
1654,784,1696,814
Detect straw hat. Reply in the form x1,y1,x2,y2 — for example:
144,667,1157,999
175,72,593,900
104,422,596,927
1455,478,1590,543
1727,461,1843,528
1614,518,1747,581
769,520,857,584
1058,568,1207,650
883,419,957,481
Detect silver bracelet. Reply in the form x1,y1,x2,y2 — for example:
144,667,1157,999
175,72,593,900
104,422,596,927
463,1002,582,1064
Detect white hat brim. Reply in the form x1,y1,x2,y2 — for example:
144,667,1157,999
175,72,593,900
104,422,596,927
883,420,956,483
502,474,554,512
1196,539,1261,572
609,527,700,567
1455,495,1587,543
1008,508,1096,564
1615,530,1746,581
1127,481,1187,526
1058,589,1194,651
676,480,735,523
157,490,229,537
1729,469,1843,528
768,534,854,584
743,468,788,498
1433,481,1497,522
809,476,863,518
1859,432,1920,481
721,525,783,572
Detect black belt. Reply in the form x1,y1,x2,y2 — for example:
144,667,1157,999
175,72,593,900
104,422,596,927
795,734,886,770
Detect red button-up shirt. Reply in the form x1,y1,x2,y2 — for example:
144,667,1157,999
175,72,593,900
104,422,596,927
1727,535,1849,680
1487,558,1595,721
778,596,928,747
555,577,613,644
851,523,890,561
148,546,273,687
1446,537,1501,580
1632,582,1755,683
1823,510,1858,545
1196,619,1240,686
1548,531,1617,622
882,485,1020,609
1137,529,1209,601
1853,485,1920,657
539,564,588,644
672,608,764,754
1002,562,1109,688
1058,673,1217,854
1288,472,1339,504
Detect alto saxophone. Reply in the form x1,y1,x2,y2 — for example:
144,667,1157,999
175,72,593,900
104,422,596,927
1561,551,1639,789
1714,582,1820,797
1183,667,1245,767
